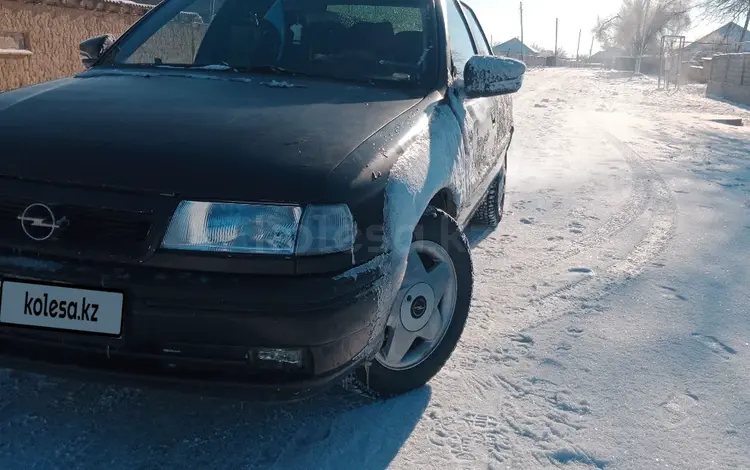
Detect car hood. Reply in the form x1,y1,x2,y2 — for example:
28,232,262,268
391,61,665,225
0,69,423,202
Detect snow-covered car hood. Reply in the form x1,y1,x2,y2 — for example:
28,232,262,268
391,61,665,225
0,69,424,203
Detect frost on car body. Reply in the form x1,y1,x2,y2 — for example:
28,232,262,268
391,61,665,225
465,56,526,97
0,0,524,399
355,84,517,360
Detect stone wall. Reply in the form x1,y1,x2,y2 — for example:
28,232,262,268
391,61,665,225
0,0,148,91
707,53,750,106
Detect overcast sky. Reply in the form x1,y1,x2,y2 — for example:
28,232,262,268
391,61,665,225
464,0,731,54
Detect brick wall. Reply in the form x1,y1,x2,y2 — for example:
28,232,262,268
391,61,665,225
707,53,750,105
0,0,146,91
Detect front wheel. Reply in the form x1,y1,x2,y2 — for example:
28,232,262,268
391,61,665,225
355,208,473,397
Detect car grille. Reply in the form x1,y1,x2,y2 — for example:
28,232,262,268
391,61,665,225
0,199,154,258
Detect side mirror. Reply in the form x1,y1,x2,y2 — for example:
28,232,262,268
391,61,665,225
463,55,526,98
79,34,115,69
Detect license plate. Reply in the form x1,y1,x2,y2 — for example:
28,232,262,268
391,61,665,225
0,281,123,336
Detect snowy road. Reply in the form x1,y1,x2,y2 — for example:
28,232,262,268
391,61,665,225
1,69,749,469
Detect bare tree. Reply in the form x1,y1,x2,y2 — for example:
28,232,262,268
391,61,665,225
594,0,692,72
529,43,545,52
699,0,750,50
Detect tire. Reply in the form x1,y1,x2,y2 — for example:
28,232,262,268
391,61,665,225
355,208,473,397
471,157,507,228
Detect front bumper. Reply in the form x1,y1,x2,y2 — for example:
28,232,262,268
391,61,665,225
0,254,389,401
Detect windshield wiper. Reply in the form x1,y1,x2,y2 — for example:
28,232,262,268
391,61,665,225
231,65,390,85
231,65,305,76
152,63,236,71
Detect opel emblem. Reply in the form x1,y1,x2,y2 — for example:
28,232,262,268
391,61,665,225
410,295,428,319
17,203,67,241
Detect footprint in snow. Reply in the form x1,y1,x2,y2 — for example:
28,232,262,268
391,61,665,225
658,285,688,301
566,326,584,337
658,392,699,428
691,333,736,359
548,448,609,469
568,267,593,275
520,217,535,225
539,358,565,369
548,391,591,414
534,103,548,108
510,333,534,345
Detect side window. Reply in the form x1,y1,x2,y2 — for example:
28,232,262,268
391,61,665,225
461,5,491,56
445,0,476,77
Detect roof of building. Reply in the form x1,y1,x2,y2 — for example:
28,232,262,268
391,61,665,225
492,38,538,56
2,0,152,15
688,22,749,50
591,47,626,60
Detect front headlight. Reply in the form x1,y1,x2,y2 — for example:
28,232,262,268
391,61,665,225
161,201,355,256
295,204,356,255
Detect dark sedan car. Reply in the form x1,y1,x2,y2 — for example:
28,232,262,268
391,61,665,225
0,0,524,399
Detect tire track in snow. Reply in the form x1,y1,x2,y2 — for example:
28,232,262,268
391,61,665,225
430,131,675,469
472,118,677,331
425,74,676,470
528,129,677,319
475,118,655,287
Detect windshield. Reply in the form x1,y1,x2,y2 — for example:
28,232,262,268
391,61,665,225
108,0,439,87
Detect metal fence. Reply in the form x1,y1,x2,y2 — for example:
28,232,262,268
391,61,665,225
491,37,750,76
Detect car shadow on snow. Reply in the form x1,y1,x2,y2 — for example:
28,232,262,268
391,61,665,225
0,372,431,469
465,225,495,248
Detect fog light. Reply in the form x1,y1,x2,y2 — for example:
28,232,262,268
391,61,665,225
255,348,304,368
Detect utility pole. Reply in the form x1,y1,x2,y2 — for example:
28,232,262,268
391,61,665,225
576,29,582,62
554,18,559,59
520,2,525,62
739,5,750,52
589,35,595,59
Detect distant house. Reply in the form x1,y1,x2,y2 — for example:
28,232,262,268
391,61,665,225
492,38,537,58
685,22,750,60
590,47,626,63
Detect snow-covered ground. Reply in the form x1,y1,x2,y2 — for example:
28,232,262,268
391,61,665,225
1,69,749,469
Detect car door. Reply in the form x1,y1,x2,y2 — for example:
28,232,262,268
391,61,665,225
461,2,510,188
443,0,496,223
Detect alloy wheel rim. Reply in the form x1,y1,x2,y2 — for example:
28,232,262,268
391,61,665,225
376,240,458,371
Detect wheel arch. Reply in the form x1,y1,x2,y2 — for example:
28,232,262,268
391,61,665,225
428,187,459,219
